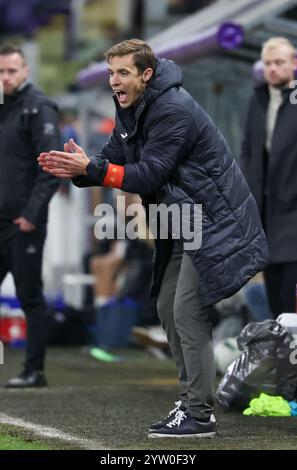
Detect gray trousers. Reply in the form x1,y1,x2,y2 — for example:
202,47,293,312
157,242,215,419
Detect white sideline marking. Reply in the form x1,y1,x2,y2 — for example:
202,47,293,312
0,413,106,450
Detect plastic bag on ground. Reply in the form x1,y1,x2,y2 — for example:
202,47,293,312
216,320,297,409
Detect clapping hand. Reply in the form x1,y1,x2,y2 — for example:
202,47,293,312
38,139,90,178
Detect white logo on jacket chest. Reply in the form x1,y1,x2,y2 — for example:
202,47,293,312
43,122,55,135
120,132,128,139
26,245,37,254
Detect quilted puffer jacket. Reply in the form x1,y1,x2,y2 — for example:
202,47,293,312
73,59,269,306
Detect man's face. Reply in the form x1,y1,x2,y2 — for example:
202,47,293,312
0,53,29,96
108,53,152,108
262,45,297,88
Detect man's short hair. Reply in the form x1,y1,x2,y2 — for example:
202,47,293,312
104,39,157,73
0,43,26,63
261,37,296,59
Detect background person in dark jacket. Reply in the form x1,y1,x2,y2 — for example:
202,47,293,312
0,43,61,387
39,39,269,438
241,37,297,318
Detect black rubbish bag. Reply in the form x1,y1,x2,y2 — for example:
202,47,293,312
216,319,297,409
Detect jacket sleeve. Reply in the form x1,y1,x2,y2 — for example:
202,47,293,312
72,126,125,188
22,104,62,225
121,105,195,195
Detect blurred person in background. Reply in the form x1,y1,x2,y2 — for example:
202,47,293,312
0,43,61,387
39,39,268,438
241,37,297,318
88,191,168,357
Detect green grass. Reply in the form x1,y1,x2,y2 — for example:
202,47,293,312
0,424,79,451
0,434,51,450
3,347,297,450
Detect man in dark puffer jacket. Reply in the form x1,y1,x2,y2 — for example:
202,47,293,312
39,39,269,438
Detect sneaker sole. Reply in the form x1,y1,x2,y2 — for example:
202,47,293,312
148,431,217,439
5,380,47,388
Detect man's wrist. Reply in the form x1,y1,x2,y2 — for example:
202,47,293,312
102,163,125,189
85,158,109,184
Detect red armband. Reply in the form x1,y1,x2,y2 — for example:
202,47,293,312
102,163,125,189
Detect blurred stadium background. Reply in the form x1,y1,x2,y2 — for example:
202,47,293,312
1,0,297,451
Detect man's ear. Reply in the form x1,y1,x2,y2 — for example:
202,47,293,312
24,64,30,78
143,68,153,83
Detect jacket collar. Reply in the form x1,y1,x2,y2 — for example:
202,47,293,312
3,82,32,107
255,82,292,109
